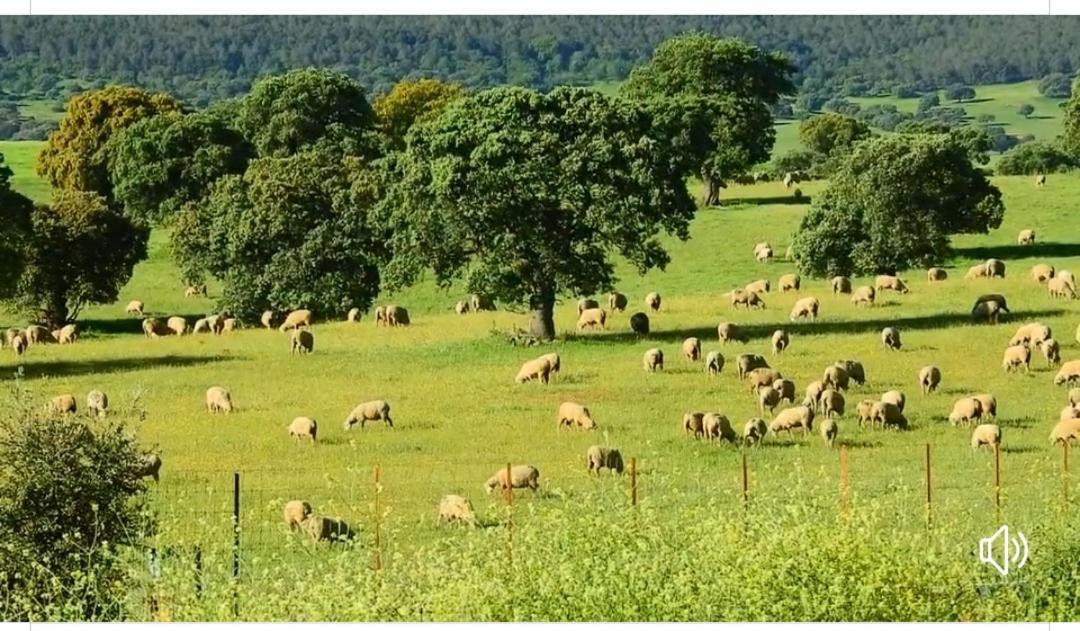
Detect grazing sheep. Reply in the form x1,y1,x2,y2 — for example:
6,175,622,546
875,275,909,294
745,279,770,295
971,300,1003,324
469,294,495,312
965,264,990,280
736,354,769,379
974,394,997,418
754,243,773,263
205,314,225,335
54,324,77,345
821,388,845,418
576,307,607,331
205,387,233,413
388,306,414,326
747,368,783,392
985,259,1006,278
971,424,1002,450
1039,338,1061,365
803,381,826,410
50,394,77,415
577,298,600,315
438,495,477,525
823,365,850,391
1017,229,1035,245
717,322,747,344
643,348,664,372
223,318,239,332
484,465,540,494
1035,174,1046,187
515,357,552,384
261,310,276,329
288,416,318,443
773,378,796,404
743,418,768,446
871,401,908,430
290,329,314,354
850,286,876,307
757,386,782,415
820,417,838,447
10,333,26,356
586,446,625,474
856,400,876,427
1050,418,1080,445
704,351,723,376
557,402,596,430
279,309,313,331
24,325,50,346
539,353,561,380
1059,270,1076,288
348,307,362,321
789,296,820,321
778,273,800,292
919,365,942,394
730,289,766,310
681,337,701,361
783,172,796,188
1048,276,1077,299
86,390,108,419
1060,405,1080,422
1031,264,1055,283
1054,360,1080,386
184,284,207,297
303,516,356,543
644,292,662,312
629,312,650,334
881,390,906,412
4,327,21,346
835,360,866,385
1068,388,1080,408
881,327,902,351
769,405,815,436
607,292,628,312
771,329,789,354
975,293,1012,315
927,268,948,282
1009,322,1051,347
703,413,737,442
1002,344,1031,373
831,276,852,294
948,397,983,427
343,400,393,430
283,500,313,530
683,411,705,438
166,316,189,336
193,318,211,334
125,300,144,316
137,454,163,482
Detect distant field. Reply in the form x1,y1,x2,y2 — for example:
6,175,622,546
16,98,65,123
0,140,47,203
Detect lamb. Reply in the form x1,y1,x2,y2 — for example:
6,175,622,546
1031,264,1055,283
1039,338,1061,365
470,294,495,311
821,388,845,418
607,292,628,312
279,309,313,331
881,327,902,350
644,292,662,312
703,413,737,443
164,316,188,336
290,329,314,354
557,402,596,430
778,273,800,292
747,368,783,392
137,454,163,482
771,329,789,354
1049,418,1080,445
948,397,983,427
586,446,625,474
803,381,826,410
1054,360,1080,386
831,276,852,294
820,417,838,448
576,307,607,331
717,322,747,344
757,386,782,415
515,357,552,384
343,400,393,430
1018,228,1035,245
736,354,769,379
985,259,1006,278
870,401,908,429
1002,344,1031,373
438,495,477,525
822,365,850,391
856,400,876,427
971,424,1002,450
965,264,990,280
682,337,701,361
261,310,276,329
577,298,600,315
773,378,796,404
125,300,144,316
683,411,705,438
283,500,313,530
927,268,948,282
629,312,650,334
484,465,540,494
875,275,909,294
303,516,356,543
881,390,905,412
348,307,362,321
643,348,664,372
789,296,820,321
205,387,233,413
971,299,1003,324
919,365,942,394
1048,276,1077,299
754,243,773,263
769,405,815,436
743,418,768,446
745,279,770,295
834,360,866,385
288,416,318,443
850,286,876,307
86,390,108,419
50,394,77,415
704,351,723,376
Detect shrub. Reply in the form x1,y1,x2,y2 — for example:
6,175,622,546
996,142,1077,175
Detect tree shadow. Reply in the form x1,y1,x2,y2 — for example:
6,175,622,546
952,242,1080,262
1001,445,1041,454
10,354,237,380
837,438,885,449
76,314,214,337
719,194,812,208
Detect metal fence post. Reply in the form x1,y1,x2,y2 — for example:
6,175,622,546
232,471,240,619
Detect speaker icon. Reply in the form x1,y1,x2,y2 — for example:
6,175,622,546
978,525,1028,577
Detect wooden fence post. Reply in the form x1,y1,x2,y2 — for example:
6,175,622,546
924,443,932,528
994,442,1002,516
629,457,637,507
504,462,514,564
232,471,240,619
373,464,383,572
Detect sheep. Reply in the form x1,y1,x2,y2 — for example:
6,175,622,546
576,307,607,331
557,402,596,430
629,312,650,334
769,379,794,405
1048,276,1077,299
682,337,701,361
1059,405,1080,422
881,327,902,351
143,318,168,339
919,365,942,394
205,314,225,335
851,286,876,307
771,329,789,354
821,388,845,418
1050,418,1080,445
747,368,783,392
971,424,1002,450
730,289,765,310
184,284,207,297
125,300,144,316
783,172,796,188
347,307,363,321
754,243,773,263
1054,360,1080,386
9,333,25,356
745,279,770,295
835,360,866,385
484,465,540,494
193,318,211,334
1017,229,1035,245
704,351,723,376
871,401,908,429
789,296,820,321
820,417,838,448
303,516,356,543
1069,388,1080,408
278,309,313,332
831,276,852,294
577,298,600,315
469,294,495,311
971,300,1003,324
985,259,1006,279
1002,344,1031,373
4,327,21,346
1009,322,1051,347
758,386,782,415
1035,174,1046,187
288,416,318,443
261,310,276,329
539,353,561,379
744,418,768,445
718,322,747,344
644,292,662,312
586,446,625,474
856,400,876,427
703,413,737,443
803,381,826,410
50,394,77,415
223,318,239,332
343,400,393,430
137,454,163,482
683,411,705,438
1031,264,1055,283
205,387,233,413
166,316,189,336
607,292,628,312
86,390,108,419
283,500,313,530
965,264,990,280
438,495,477,525
881,390,906,412
822,365,850,391
769,405,815,436
24,325,50,346
643,348,664,372
1059,270,1077,288
778,273,800,292
927,268,948,282
515,357,552,384
875,275,909,294
736,354,769,379
974,394,997,418
290,329,314,354
1039,338,1061,365
948,397,983,427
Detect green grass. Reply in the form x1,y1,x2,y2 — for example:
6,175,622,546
16,98,65,123
3,134,1080,621
0,140,48,204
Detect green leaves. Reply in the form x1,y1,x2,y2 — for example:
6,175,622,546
797,113,871,174
1063,80,1080,159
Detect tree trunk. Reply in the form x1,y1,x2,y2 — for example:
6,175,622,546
528,289,556,341
38,293,69,328
701,173,722,207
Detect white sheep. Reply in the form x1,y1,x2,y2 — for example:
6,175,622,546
205,386,233,413
643,348,664,372
743,418,768,446
704,350,723,376
515,357,552,384
283,500,313,530
288,416,318,443
86,390,108,419
586,445,625,474
125,300,145,316
557,402,596,430
290,329,314,354
919,365,942,394
681,337,701,361
819,417,838,447
279,309,313,331
484,465,540,494
344,400,393,430
971,424,1001,450
771,329,789,354
438,495,477,525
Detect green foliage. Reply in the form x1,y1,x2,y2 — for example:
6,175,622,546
1017,103,1034,118
0,152,34,297
35,85,181,199
792,133,1004,277
797,113,870,173
1063,83,1080,158
1037,73,1073,99
917,93,940,113
996,141,1078,175
823,97,860,117
945,84,976,102
373,78,465,150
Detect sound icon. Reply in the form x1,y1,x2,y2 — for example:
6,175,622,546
978,525,1028,577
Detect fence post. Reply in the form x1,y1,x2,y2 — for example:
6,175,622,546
373,464,383,572
232,471,240,619
741,452,749,507
629,457,637,507
839,446,849,517
993,442,1002,516
924,443,932,529
193,545,203,601
1063,442,1070,510
504,462,513,565
147,547,159,618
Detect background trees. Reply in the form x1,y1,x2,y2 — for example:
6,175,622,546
797,113,871,175
945,84,977,102
1063,82,1080,159
373,78,465,150
1017,103,1035,118
1037,73,1073,99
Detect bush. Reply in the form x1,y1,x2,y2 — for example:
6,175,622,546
944,84,976,102
892,83,919,98
996,142,1078,175
1037,73,1073,99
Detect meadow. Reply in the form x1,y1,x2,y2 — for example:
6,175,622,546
2,144,1080,620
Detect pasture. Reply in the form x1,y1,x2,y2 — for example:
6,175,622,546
2,146,1080,619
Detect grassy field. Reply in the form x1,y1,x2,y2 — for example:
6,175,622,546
0,140,48,203
3,140,1080,620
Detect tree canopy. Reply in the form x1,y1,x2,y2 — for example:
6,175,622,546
373,78,465,150
1037,73,1073,99
0,153,34,298
797,113,871,174
1063,82,1080,159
